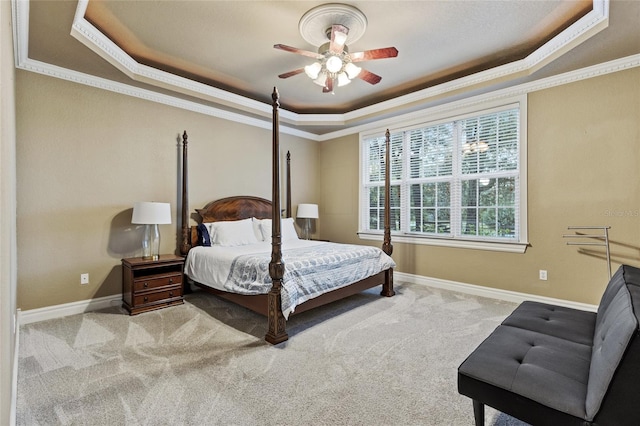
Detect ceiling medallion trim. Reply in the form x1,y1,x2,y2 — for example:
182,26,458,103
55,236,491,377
299,3,367,47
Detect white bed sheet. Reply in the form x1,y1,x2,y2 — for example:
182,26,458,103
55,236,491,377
184,240,323,292
184,239,395,318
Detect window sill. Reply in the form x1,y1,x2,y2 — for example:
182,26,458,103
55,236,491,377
357,232,528,254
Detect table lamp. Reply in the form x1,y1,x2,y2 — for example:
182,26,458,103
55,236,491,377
297,203,319,240
131,201,172,260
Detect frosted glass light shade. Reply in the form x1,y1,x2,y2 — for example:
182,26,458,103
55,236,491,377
337,72,351,87
345,62,362,79
313,71,328,87
325,56,343,73
304,62,322,79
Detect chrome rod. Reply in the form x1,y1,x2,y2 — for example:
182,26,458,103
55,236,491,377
564,225,612,279
567,226,611,230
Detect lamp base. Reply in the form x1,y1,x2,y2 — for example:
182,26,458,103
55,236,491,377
142,224,161,260
303,218,311,240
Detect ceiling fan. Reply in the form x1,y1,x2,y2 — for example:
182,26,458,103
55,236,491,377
274,4,398,94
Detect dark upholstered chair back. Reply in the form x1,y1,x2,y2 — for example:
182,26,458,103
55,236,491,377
590,265,640,424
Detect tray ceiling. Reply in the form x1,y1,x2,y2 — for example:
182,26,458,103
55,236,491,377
15,0,640,136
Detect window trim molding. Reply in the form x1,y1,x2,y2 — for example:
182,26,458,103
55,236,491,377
358,231,529,254
358,94,528,252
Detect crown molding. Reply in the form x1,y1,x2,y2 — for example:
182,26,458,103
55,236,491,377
66,0,609,125
340,0,609,123
319,53,640,141
12,0,637,141
69,1,277,118
16,57,318,140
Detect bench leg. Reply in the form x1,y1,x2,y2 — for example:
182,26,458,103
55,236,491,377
473,400,485,426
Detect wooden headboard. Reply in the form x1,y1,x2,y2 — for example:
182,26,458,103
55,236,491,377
188,196,272,248
196,196,272,222
180,129,292,254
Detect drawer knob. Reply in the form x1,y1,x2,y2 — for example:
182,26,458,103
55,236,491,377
169,278,173,283
143,282,149,288
143,296,148,303
169,292,174,297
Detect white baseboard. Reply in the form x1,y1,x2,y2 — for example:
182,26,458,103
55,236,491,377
19,274,599,326
20,294,123,325
395,271,598,312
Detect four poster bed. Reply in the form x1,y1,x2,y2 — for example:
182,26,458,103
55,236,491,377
179,88,395,344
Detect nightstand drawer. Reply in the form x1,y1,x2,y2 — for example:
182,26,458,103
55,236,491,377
134,274,182,292
133,286,182,306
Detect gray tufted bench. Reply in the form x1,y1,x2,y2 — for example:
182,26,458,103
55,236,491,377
458,265,640,425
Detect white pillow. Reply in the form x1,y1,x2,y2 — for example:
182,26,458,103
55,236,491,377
252,217,265,241
282,217,300,241
203,222,215,238
260,217,299,242
211,218,259,246
198,222,216,246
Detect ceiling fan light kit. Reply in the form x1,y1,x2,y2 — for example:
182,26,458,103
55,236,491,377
275,3,398,94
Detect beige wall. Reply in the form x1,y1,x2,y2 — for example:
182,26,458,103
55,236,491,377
319,67,640,305
14,64,640,310
16,71,318,310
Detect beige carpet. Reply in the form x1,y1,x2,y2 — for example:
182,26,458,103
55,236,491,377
17,282,528,425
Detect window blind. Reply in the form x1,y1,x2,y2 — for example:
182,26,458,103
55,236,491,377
361,105,521,243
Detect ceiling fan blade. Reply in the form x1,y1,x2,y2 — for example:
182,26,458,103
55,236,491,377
278,69,305,79
350,47,399,62
357,69,382,85
323,78,334,93
329,24,348,54
273,44,323,59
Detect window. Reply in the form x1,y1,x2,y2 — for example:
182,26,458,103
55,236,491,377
360,100,527,252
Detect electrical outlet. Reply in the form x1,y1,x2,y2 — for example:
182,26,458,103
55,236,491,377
539,270,548,281
80,273,89,285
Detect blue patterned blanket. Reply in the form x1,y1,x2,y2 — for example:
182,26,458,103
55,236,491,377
224,243,395,318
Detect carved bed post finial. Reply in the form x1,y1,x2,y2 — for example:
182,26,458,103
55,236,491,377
180,131,191,256
266,87,288,344
381,129,395,297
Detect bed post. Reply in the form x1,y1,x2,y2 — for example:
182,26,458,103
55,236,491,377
381,129,395,297
180,131,191,256
286,151,292,218
265,87,288,344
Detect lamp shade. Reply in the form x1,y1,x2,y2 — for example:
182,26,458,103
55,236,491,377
131,202,172,225
297,203,319,219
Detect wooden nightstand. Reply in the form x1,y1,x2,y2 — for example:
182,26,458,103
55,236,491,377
122,255,185,315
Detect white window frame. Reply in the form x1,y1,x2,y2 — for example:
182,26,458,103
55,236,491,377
358,95,528,253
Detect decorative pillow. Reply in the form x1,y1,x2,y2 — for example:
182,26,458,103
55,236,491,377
211,218,259,246
260,217,300,242
196,223,212,246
